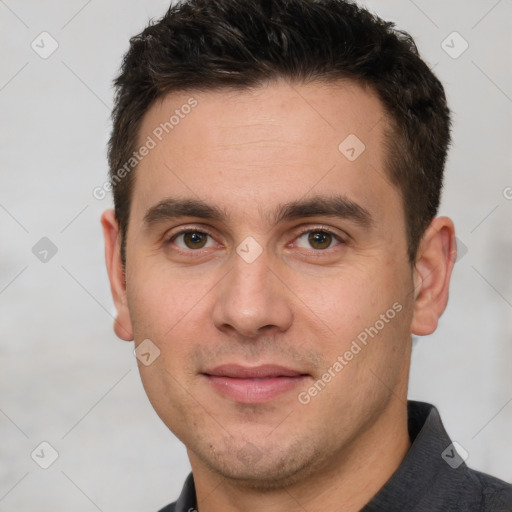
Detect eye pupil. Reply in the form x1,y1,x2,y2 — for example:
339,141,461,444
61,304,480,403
308,231,332,249
184,232,207,249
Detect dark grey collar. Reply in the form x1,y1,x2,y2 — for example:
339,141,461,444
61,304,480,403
361,400,478,511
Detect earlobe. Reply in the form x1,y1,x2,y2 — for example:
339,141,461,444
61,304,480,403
101,210,134,341
410,216,456,336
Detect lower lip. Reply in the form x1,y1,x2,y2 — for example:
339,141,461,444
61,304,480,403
204,375,308,404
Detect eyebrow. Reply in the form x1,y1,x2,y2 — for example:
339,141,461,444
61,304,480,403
272,195,373,228
143,195,373,229
144,198,227,226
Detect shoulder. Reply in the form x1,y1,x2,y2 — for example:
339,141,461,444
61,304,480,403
468,469,512,511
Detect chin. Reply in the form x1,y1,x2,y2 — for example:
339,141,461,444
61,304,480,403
192,438,323,491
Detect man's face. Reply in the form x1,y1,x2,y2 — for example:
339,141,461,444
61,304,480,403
119,81,416,486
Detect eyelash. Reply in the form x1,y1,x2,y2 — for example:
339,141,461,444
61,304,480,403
166,225,346,254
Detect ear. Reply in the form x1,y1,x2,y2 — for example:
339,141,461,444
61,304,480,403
411,216,457,336
101,209,134,341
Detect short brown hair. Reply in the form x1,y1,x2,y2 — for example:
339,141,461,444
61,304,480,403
108,0,451,265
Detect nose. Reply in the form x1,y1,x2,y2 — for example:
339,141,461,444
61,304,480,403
211,249,294,339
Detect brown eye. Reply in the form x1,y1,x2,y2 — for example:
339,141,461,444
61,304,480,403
295,229,341,250
174,231,213,250
308,231,333,249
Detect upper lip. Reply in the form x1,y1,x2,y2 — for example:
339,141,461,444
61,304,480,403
203,364,307,379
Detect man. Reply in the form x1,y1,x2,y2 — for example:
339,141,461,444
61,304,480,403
101,0,512,510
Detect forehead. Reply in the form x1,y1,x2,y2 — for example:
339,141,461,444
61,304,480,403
131,80,402,231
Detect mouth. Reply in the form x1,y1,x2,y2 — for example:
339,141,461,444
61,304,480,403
201,364,310,404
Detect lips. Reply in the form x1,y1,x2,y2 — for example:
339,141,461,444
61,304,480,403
202,364,309,404
204,364,305,379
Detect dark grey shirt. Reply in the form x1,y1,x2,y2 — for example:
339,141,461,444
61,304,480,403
158,401,512,511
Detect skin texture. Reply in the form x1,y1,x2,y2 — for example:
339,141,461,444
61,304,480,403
102,80,456,512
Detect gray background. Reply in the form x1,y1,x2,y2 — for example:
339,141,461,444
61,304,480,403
1,0,511,510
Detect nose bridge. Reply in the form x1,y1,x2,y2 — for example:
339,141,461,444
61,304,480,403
232,251,271,300
212,249,293,337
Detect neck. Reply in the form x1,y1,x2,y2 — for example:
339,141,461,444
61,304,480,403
189,399,411,512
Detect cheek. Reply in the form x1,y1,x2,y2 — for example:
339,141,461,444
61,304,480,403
288,258,412,377
126,260,210,335
286,265,383,335
126,263,222,384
